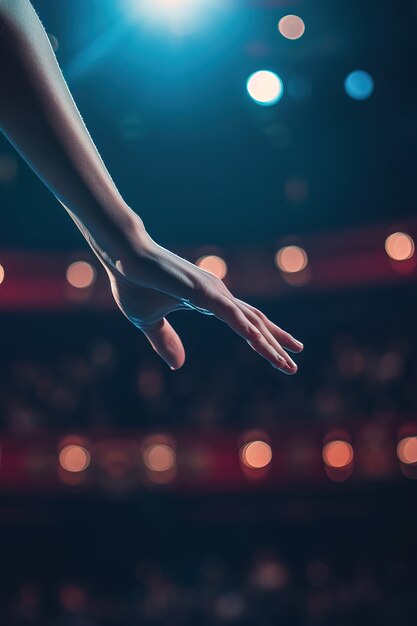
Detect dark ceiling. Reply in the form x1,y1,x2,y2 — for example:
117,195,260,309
1,0,416,251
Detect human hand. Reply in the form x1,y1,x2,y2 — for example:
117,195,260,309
104,231,304,373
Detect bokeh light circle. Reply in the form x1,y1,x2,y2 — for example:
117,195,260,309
397,436,417,465
247,71,284,106
278,15,305,40
144,444,176,472
59,445,91,473
196,255,228,279
0,264,4,285
241,440,272,469
322,440,353,468
275,246,308,273
47,33,59,52
385,232,415,261
344,70,374,100
66,261,96,289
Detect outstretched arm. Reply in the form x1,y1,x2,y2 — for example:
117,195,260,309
0,0,145,262
0,0,303,372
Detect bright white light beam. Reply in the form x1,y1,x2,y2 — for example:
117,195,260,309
130,0,213,35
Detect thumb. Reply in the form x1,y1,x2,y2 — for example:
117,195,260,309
141,318,186,370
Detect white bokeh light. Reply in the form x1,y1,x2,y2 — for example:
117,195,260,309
247,71,284,106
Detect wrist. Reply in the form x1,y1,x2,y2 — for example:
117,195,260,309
117,208,150,256
77,204,152,276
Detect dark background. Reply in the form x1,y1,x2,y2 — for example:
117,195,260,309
1,0,417,249
0,1,417,624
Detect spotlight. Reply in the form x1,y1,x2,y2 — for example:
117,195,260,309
345,70,374,100
66,261,96,289
247,71,284,106
278,15,305,40
146,0,193,8
129,0,211,35
275,246,308,273
196,255,228,279
131,0,196,14
385,232,415,261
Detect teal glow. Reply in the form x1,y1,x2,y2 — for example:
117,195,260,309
344,70,374,100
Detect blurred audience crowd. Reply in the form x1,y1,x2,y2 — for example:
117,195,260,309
0,308,414,434
0,292,416,626
2,548,415,625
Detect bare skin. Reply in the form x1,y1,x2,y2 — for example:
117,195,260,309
0,0,303,371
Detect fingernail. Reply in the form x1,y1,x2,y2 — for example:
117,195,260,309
294,339,304,348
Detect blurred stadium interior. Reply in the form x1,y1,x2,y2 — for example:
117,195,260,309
1,0,417,623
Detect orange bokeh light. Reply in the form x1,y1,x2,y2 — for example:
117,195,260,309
385,232,415,261
144,444,176,472
59,445,91,472
278,15,305,40
196,255,228,280
397,436,417,465
322,440,353,468
275,246,308,273
241,440,272,469
66,261,96,288
0,264,4,285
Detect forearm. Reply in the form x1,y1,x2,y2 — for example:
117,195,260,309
0,0,146,264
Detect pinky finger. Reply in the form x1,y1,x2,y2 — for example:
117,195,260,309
209,295,293,371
